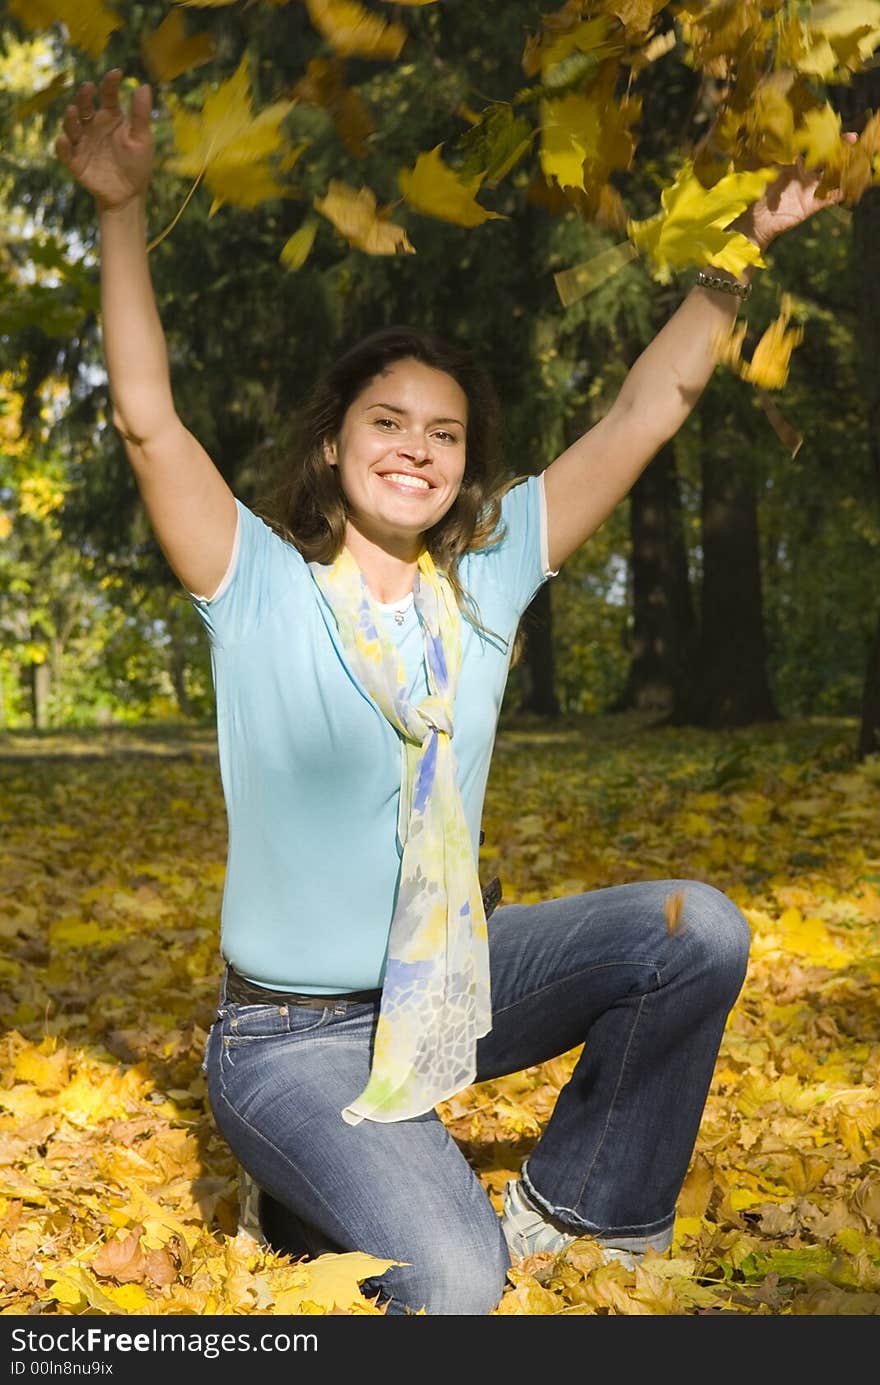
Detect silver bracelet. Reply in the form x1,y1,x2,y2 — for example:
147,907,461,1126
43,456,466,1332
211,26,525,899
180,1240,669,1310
695,268,752,301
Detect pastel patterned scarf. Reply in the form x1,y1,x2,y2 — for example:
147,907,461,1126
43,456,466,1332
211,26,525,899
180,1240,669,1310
311,546,490,1125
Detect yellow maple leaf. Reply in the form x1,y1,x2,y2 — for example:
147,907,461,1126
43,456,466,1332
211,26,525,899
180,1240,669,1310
273,1251,402,1314
716,295,805,391
540,88,639,197
105,1282,152,1311
314,180,415,254
0,1083,54,1123
43,1266,123,1314
800,0,880,79
13,1042,69,1093
8,0,120,57
306,0,407,60
794,103,844,168
523,14,615,79
716,74,799,167
627,161,777,280
165,56,297,211
142,10,215,85
399,146,504,227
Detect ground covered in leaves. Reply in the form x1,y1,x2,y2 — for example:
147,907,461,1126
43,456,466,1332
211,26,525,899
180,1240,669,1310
1,713,878,1316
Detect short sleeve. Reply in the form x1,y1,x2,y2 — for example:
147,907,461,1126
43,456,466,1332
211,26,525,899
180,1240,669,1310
188,498,308,644
463,473,557,620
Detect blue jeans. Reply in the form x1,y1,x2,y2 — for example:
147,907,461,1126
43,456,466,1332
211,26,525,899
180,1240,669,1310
203,879,750,1315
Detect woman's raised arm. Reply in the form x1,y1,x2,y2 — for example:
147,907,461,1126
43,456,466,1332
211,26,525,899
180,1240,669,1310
56,69,237,599
541,154,848,573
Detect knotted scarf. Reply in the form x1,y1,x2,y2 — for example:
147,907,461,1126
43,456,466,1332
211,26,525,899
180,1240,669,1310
310,546,490,1125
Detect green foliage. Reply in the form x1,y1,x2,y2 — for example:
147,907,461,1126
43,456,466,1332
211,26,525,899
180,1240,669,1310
0,3,877,727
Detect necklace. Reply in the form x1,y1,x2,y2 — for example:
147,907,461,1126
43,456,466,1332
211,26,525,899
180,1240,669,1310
377,591,415,626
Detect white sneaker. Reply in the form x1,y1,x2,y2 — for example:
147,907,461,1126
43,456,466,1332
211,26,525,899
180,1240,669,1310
501,1179,637,1267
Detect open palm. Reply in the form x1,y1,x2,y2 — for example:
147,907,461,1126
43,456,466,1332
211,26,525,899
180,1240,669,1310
56,70,154,211
742,140,854,250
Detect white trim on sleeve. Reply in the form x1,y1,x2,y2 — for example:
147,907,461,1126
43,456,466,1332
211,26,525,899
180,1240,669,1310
537,471,559,578
189,504,241,603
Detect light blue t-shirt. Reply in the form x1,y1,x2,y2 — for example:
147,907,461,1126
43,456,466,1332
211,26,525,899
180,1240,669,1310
190,473,555,992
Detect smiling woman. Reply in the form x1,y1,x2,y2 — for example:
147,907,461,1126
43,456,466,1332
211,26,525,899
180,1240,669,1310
259,322,508,625
57,65,849,1317
325,360,468,585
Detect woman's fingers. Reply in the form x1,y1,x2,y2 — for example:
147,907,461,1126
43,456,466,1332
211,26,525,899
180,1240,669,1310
75,80,96,124
55,132,73,166
129,82,153,141
62,103,82,143
67,70,127,133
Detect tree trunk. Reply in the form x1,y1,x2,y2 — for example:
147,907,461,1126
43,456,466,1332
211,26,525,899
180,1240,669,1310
169,640,194,720
610,441,697,716
673,412,778,727
30,662,50,730
858,611,880,758
842,73,880,758
518,582,560,717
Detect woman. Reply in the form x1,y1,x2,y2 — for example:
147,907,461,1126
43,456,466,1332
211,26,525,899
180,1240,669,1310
57,69,840,1316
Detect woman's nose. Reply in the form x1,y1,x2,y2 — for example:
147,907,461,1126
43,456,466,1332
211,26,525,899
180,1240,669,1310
398,437,429,462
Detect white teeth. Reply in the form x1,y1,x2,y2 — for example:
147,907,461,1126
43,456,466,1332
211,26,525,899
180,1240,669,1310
382,473,430,490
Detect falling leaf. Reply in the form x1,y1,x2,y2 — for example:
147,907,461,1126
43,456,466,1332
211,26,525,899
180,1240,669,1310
716,296,805,391
794,103,844,169
540,88,639,196
664,888,686,934
455,104,534,187
293,58,376,158
554,240,639,306
281,219,320,271
523,15,616,80
165,56,298,211
314,180,415,254
13,73,71,119
305,0,407,60
757,391,803,456
142,10,215,84
800,0,880,78
8,0,121,57
399,146,505,227
627,161,777,280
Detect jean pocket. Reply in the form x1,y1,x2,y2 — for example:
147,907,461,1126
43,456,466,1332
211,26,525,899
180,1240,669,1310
224,1001,331,1043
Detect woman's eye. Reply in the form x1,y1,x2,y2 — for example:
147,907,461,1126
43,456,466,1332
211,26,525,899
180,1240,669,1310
374,417,397,429
434,431,456,444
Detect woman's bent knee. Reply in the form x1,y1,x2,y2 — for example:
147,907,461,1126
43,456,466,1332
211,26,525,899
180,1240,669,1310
372,1234,510,1315
678,881,751,997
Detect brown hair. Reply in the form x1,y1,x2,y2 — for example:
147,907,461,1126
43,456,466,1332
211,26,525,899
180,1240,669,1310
257,325,513,620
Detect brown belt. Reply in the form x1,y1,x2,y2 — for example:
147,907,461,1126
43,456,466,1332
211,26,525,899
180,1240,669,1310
225,968,381,1008
224,876,502,1010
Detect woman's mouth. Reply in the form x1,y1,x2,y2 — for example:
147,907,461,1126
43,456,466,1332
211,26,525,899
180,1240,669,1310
378,472,433,493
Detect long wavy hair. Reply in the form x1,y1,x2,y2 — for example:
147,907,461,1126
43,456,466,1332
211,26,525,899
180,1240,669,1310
258,325,514,620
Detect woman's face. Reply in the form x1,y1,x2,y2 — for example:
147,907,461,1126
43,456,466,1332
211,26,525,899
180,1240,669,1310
326,357,468,555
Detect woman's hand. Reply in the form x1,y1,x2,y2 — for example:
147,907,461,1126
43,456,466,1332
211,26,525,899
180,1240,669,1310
732,133,857,252
56,69,154,213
